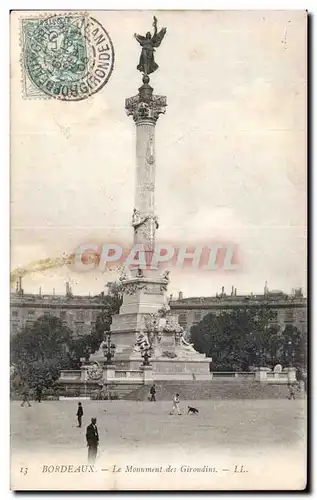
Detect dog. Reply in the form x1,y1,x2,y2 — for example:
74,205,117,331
187,405,199,415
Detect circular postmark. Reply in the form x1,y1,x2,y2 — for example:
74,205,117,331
23,14,115,101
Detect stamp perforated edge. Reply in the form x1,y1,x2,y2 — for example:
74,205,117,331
16,11,116,101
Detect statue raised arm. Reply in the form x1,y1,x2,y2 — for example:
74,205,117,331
151,16,167,48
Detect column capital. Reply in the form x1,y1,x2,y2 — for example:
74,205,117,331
125,81,167,124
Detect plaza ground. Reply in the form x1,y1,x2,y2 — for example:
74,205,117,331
10,399,307,490
11,398,306,453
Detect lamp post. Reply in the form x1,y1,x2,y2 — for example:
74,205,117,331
287,340,293,367
101,332,116,365
84,346,91,363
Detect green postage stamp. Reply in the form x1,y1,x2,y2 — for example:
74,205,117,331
20,14,115,100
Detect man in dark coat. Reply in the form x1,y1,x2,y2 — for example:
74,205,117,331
149,384,156,402
35,385,42,403
86,417,99,463
76,402,83,427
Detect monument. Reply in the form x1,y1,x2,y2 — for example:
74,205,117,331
86,17,212,381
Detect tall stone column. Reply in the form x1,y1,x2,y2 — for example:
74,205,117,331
90,20,212,379
109,76,168,360
126,75,167,266
134,120,156,250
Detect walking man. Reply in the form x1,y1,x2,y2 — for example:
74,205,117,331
288,383,296,400
171,393,181,415
21,387,31,407
86,417,99,464
149,384,156,402
35,385,42,403
77,402,84,428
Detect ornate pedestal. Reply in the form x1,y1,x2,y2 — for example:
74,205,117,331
110,276,169,358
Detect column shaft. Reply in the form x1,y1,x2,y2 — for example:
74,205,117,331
135,120,156,251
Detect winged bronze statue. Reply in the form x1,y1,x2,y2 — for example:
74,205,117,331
134,16,167,75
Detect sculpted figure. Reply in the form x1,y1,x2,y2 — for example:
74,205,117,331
162,269,170,281
134,16,167,75
153,215,159,229
180,334,196,351
119,267,129,281
137,267,145,278
87,362,103,380
134,331,150,352
157,304,170,317
132,208,150,229
145,312,162,345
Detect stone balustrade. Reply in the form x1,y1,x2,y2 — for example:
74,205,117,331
212,371,255,379
255,367,297,383
59,370,81,380
115,370,143,379
58,366,298,388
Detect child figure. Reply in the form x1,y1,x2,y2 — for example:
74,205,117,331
171,393,181,415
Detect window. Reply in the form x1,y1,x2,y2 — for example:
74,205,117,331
92,310,100,322
77,310,84,322
60,311,67,321
178,313,187,328
27,310,35,318
11,310,18,318
299,310,307,322
268,310,278,323
284,309,294,323
76,324,84,336
11,323,19,335
194,311,201,322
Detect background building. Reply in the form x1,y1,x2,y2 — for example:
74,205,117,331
169,284,307,335
10,278,105,337
11,278,307,339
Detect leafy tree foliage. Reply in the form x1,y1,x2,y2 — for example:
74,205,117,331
190,307,306,372
67,281,123,366
11,315,73,392
279,324,307,372
10,282,123,391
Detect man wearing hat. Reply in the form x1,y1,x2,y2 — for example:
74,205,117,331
86,417,99,463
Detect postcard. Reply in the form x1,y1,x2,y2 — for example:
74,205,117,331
10,10,307,490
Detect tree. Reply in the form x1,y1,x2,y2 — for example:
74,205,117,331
189,307,299,371
190,308,256,371
11,315,73,392
10,282,124,394
244,308,281,367
67,281,123,364
279,325,307,370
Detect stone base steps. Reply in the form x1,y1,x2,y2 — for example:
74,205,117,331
124,380,304,401
57,379,305,401
57,381,144,399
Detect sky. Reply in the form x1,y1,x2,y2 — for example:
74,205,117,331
10,10,307,298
